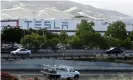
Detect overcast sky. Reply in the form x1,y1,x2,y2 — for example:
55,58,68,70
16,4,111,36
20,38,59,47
71,0,133,17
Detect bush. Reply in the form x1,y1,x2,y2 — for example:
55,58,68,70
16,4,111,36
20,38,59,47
34,77,39,80
1,72,18,80
88,73,133,80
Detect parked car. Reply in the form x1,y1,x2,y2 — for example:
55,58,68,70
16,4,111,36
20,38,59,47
10,48,31,55
123,53,133,57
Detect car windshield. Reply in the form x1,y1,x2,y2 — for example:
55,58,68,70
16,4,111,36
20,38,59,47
16,48,24,51
70,69,75,72
16,49,21,51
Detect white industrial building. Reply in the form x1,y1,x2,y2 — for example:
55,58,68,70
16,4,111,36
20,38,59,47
1,18,133,35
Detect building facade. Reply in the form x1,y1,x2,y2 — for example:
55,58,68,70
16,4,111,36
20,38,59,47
1,19,133,34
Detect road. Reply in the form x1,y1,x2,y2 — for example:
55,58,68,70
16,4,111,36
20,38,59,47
8,71,133,80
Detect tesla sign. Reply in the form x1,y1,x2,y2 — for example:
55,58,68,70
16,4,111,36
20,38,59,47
0,19,80,30
25,20,68,29
18,19,79,30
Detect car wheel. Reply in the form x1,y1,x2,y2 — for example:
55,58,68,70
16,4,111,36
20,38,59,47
74,75,79,80
67,78,72,80
16,52,19,55
12,53,15,56
26,53,31,56
49,76,56,80
12,52,18,56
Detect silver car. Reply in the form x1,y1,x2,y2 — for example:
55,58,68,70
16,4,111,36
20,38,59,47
11,48,31,55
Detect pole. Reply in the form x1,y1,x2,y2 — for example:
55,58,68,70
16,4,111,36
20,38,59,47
24,30,25,37
43,30,44,37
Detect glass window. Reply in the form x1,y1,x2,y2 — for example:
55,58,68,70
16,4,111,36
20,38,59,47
70,69,75,72
20,49,26,51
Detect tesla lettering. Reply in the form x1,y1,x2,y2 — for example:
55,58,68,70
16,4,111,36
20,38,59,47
62,22,68,29
54,21,60,29
44,21,51,29
34,21,42,28
24,20,69,29
25,21,32,28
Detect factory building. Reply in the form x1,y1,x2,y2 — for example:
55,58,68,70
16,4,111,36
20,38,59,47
1,18,133,35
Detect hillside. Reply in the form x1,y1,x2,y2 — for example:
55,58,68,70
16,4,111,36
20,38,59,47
1,1,131,20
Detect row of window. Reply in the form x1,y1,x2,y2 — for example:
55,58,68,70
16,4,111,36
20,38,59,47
101,22,133,26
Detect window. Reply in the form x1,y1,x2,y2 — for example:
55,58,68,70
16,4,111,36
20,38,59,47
20,49,26,51
70,69,75,72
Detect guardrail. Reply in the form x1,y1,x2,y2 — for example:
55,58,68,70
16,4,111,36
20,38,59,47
2,49,133,54
1,55,96,60
1,55,133,60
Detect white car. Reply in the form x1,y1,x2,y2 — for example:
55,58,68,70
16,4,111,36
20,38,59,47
123,53,133,57
41,65,80,80
10,48,31,55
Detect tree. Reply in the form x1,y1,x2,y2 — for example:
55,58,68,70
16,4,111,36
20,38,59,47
59,30,68,45
73,19,109,49
105,21,127,40
104,36,121,47
98,36,110,49
75,19,95,48
129,30,133,41
87,32,100,48
20,33,46,49
69,36,83,49
1,27,23,43
47,37,59,52
120,38,132,49
1,72,18,80
38,35,47,49
36,28,48,36
89,32,109,49
81,32,109,49
76,20,95,36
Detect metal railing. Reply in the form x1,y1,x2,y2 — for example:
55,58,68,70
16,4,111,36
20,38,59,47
2,49,133,54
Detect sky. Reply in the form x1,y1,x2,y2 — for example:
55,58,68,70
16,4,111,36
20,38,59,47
71,0,133,17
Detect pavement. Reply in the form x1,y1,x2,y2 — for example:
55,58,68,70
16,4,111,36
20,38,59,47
8,71,133,80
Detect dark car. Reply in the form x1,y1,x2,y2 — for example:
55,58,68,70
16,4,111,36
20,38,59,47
106,47,123,54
